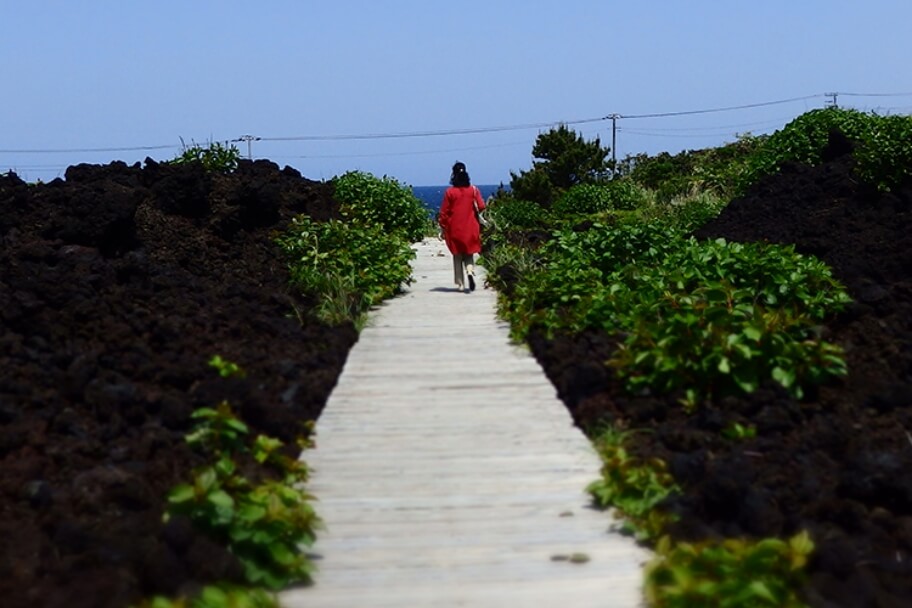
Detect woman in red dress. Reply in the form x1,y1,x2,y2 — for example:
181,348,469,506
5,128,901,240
438,162,486,292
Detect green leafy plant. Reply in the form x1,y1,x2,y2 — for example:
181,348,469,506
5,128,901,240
496,220,681,342
166,399,319,590
277,215,415,327
644,532,815,607
721,422,757,441
587,428,679,541
638,190,727,234
854,113,912,192
170,140,242,173
618,132,764,203
496,219,851,406
484,194,551,230
133,585,279,608
332,170,429,242
478,242,543,295
185,401,252,455
208,355,246,378
552,180,651,217
607,238,851,406
738,107,912,194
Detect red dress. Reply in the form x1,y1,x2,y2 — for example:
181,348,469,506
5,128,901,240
439,186,486,255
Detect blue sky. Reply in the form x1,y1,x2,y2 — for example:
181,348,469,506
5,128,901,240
4,1,912,186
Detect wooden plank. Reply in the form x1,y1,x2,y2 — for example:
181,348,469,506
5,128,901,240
280,239,648,608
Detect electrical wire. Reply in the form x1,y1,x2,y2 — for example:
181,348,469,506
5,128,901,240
256,116,610,142
837,91,912,97
614,117,793,133
618,94,821,120
0,144,176,154
3,91,911,156
278,139,534,160
618,128,779,139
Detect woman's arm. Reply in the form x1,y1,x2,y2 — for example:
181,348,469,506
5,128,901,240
473,186,486,211
439,190,451,229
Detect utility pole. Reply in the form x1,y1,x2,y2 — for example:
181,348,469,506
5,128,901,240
609,113,620,177
236,135,260,159
825,92,839,108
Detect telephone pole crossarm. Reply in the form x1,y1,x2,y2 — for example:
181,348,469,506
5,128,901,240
234,135,261,159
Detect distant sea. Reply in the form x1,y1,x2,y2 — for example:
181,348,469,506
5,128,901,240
412,184,505,215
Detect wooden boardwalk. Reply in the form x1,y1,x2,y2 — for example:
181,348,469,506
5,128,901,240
280,238,649,608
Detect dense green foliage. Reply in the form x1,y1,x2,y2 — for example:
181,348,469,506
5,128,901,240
510,125,611,206
278,171,428,328
552,181,652,216
636,191,727,234
484,193,551,230
617,108,912,201
739,107,912,193
645,533,814,607
609,237,850,406
851,113,912,192
332,170,430,242
618,133,764,202
277,215,415,327
170,140,242,173
496,219,850,406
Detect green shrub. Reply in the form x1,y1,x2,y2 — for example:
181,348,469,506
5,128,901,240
485,195,550,230
639,191,727,233
606,238,850,406
645,532,815,607
854,113,912,192
276,215,415,326
552,181,650,217
620,134,764,203
587,428,679,541
478,242,543,293
497,220,680,341
332,170,429,242
134,585,279,608
166,401,319,590
170,140,241,173
739,107,912,193
553,184,612,216
496,221,850,406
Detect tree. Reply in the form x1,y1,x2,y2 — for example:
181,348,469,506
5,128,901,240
509,125,611,207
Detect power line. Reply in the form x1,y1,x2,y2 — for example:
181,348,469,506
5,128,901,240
256,116,610,142
619,128,780,139
838,91,912,97
278,139,533,160
0,144,176,154
258,93,844,143
3,90,911,159
616,116,794,133
619,94,821,120
251,94,827,143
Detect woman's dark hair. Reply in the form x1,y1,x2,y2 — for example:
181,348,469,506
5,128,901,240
450,161,471,187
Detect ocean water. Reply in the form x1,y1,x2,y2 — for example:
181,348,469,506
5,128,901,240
412,184,504,214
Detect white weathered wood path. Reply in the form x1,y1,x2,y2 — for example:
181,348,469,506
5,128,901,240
280,238,649,608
